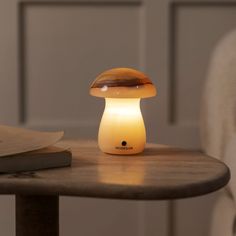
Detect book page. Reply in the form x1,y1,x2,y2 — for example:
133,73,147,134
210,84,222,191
0,125,63,157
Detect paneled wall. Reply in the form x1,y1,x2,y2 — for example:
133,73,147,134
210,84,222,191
0,0,236,235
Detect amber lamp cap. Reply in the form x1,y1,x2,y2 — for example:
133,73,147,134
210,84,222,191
90,68,157,98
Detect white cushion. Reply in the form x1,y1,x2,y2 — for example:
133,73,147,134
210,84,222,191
209,191,235,236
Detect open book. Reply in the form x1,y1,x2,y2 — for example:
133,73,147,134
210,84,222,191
0,125,72,173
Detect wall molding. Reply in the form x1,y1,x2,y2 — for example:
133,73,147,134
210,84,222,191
168,0,236,125
17,0,142,125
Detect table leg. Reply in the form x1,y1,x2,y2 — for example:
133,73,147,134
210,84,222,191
15,195,59,236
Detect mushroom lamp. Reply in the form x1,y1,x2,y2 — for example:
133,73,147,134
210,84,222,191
90,68,156,155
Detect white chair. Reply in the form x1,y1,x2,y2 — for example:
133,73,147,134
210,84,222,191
201,29,236,236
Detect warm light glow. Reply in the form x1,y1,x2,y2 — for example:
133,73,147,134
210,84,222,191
98,159,145,185
98,98,146,154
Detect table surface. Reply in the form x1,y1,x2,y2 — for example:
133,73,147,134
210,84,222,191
0,140,230,200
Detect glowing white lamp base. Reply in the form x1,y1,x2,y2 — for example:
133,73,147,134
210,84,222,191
98,98,146,155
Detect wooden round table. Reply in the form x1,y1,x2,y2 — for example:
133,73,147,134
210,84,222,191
0,140,230,236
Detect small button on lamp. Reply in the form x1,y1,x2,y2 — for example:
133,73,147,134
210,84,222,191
90,68,156,155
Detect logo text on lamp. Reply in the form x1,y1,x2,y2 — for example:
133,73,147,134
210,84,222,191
90,68,156,155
